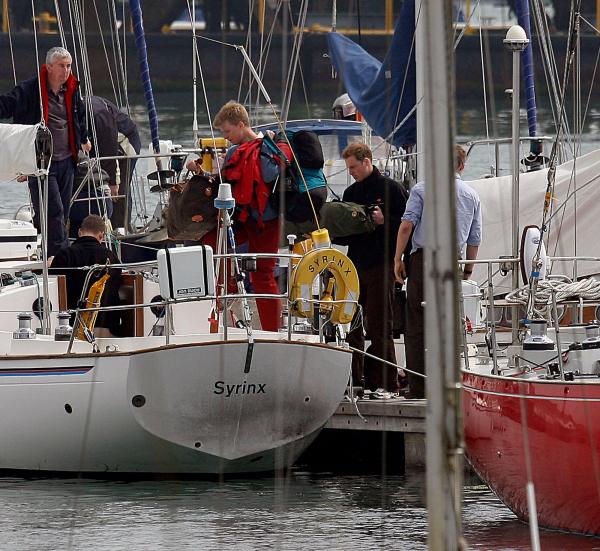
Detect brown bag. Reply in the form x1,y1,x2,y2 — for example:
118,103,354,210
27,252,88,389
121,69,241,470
166,175,218,241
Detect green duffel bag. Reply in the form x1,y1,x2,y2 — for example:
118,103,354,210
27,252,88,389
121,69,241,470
318,201,376,238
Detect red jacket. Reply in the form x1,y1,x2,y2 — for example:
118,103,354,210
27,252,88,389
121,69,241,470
39,65,82,160
222,139,271,224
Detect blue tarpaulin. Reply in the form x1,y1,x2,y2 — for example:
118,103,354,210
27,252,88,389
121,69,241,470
327,0,416,147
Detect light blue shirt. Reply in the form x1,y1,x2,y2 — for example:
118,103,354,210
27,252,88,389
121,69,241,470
402,175,482,255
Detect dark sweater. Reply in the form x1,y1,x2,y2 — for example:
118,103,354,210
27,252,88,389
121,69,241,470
337,167,408,270
50,236,122,334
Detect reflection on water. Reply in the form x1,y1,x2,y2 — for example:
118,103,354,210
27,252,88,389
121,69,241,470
0,471,598,550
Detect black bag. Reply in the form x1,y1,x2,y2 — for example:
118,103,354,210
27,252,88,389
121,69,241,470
165,175,218,241
284,130,324,169
267,130,327,224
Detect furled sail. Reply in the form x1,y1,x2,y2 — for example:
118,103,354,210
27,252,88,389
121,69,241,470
326,0,416,147
0,123,45,182
129,0,161,154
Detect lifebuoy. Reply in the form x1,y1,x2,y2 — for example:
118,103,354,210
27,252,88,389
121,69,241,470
289,246,360,325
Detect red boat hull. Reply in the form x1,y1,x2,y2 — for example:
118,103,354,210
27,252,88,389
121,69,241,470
462,371,600,535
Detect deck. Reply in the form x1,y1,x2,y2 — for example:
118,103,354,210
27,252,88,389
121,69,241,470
302,398,427,472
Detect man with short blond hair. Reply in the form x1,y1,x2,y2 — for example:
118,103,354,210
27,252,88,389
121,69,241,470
0,46,90,256
189,100,282,331
339,141,408,395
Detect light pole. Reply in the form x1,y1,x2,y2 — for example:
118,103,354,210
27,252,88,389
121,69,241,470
504,25,529,342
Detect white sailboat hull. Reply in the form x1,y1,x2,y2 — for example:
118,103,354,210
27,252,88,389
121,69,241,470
0,339,350,474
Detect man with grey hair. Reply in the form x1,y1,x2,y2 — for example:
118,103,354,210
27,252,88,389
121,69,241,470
0,46,91,255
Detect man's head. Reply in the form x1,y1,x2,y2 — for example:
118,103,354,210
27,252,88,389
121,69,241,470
213,100,253,145
79,215,105,242
45,47,72,89
342,142,373,182
456,144,467,174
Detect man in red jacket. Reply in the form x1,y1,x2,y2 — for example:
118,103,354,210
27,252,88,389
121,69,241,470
190,101,282,331
0,46,91,255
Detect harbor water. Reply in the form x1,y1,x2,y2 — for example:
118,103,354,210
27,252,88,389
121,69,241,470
0,93,599,549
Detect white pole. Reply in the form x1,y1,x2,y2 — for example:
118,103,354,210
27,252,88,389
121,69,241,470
422,1,463,549
504,25,528,341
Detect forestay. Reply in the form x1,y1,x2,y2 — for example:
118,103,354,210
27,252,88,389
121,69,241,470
0,123,45,181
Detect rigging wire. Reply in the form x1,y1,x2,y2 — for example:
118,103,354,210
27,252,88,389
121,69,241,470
6,2,17,85
91,0,119,106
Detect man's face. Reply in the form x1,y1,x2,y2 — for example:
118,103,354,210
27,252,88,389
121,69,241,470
345,155,372,182
47,56,72,86
219,120,246,145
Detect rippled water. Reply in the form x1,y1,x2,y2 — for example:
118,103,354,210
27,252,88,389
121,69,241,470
0,472,598,550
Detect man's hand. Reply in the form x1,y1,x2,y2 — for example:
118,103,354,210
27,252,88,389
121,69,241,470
16,175,28,183
394,258,407,284
109,184,118,198
81,140,92,153
370,205,384,225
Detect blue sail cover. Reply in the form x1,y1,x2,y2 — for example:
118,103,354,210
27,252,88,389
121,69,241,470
327,0,416,147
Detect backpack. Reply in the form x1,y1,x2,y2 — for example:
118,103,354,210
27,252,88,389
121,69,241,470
276,130,327,192
263,131,327,223
165,175,218,241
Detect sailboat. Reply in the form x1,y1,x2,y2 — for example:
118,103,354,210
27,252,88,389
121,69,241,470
461,0,600,537
326,0,600,539
0,0,357,475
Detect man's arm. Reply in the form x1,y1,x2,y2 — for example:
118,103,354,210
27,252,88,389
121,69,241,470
463,244,479,280
463,195,482,280
74,92,90,150
0,85,20,120
394,220,414,283
93,109,119,192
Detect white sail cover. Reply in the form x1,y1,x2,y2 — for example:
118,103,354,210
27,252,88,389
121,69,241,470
467,148,600,289
0,123,44,182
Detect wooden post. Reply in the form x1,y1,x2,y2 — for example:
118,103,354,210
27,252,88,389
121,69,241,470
385,0,393,33
2,0,8,34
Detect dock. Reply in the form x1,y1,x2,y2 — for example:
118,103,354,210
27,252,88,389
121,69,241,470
301,398,427,473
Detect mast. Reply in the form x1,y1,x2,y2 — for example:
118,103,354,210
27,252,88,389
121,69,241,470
128,0,161,158
422,1,463,548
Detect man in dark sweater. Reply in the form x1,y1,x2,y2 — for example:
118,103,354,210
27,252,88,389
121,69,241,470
50,215,122,337
0,46,90,256
339,142,408,394
70,95,141,235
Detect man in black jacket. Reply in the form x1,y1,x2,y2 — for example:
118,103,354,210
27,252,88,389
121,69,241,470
50,214,122,337
339,142,408,394
0,46,90,256
70,96,141,234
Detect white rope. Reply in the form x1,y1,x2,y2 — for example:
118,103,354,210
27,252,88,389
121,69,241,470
507,277,600,319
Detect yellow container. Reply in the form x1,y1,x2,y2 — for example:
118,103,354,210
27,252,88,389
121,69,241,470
311,228,331,249
198,137,228,173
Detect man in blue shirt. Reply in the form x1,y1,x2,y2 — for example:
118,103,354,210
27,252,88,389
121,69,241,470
394,145,482,398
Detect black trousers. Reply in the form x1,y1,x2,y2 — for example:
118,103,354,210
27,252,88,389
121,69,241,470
405,249,425,398
347,263,398,392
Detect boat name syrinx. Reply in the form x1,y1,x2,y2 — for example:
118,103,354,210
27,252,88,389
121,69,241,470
213,381,267,397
